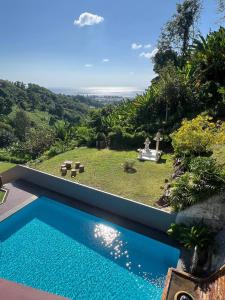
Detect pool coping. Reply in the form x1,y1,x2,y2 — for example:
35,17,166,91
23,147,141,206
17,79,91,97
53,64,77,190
0,278,69,300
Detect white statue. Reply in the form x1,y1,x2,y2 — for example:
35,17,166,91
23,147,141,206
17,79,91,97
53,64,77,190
144,137,151,152
138,133,163,162
154,131,163,153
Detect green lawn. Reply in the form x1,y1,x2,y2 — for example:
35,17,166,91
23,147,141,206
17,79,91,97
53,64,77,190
0,162,15,174
36,148,173,206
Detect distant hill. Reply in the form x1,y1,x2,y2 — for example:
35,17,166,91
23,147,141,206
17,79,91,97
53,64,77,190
0,80,103,124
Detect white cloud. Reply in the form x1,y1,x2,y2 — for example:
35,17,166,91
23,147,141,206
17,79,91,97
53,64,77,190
102,58,110,63
139,48,159,59
74,12,104,27
84,64,93,68
144,44,151,49
129,72,135,75
131,43,142,50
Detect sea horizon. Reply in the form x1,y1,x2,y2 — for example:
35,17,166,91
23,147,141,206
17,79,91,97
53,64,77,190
50,86,145,98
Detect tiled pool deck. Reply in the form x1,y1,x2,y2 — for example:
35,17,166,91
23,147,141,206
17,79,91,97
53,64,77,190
0,179,178,299
0,279,68,300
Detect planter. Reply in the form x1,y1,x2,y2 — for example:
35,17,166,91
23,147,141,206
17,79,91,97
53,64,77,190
174,291,195,300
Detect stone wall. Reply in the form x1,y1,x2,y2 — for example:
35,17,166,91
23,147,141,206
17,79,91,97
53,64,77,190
176,193,225,271
176,193,225,231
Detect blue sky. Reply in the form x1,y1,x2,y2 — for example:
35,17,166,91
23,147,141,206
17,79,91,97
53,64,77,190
0,0,222,92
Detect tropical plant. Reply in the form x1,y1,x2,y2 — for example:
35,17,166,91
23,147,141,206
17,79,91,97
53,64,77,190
169,156,225,211
167,223,214,250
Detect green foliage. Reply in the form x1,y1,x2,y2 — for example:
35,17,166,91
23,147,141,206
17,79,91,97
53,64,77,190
171,115,220,156
45,140,78,159
0,122,15,147
0,96,13,115
12,110,31,141
108,127,146,149
0,79,102,124
158,0,202,58
169,156,225,211
0,149,27,164
167,223,214,250
75,126,96,147
96,132,106,141
85,28,225,151
54,120,74,142
191,27,225,115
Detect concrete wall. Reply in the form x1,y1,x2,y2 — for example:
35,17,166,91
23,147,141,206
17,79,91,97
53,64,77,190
2,165,176,232
176,193,225,231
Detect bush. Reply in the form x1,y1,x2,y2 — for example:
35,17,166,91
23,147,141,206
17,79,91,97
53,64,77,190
123,159,136,172
75,126,96,147
170,115,222,156
45,140,78,159
0,149,27,164
109,127,146,149
169,156,225,211
189,156,225,195
0,122,16,148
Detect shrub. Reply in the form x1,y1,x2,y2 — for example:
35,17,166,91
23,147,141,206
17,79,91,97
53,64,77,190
170,115,221,156
123,159,136,172
0,149,27,164
45,140,78,159
109,127,146,149
75,126,96,147
169,156,225,211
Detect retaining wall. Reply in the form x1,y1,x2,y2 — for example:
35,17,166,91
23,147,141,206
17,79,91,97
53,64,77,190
2,165,176,232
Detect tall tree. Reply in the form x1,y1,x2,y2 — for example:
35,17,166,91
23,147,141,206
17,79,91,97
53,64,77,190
217,0,225,20
158,0,202,59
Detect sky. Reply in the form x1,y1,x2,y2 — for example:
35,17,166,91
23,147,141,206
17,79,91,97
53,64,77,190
0,0,223,94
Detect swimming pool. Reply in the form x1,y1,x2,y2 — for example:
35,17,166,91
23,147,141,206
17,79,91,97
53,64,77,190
0,196,179,299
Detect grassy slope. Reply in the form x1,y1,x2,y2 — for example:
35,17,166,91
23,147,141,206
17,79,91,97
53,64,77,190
0,162,15,174
36,148,173,206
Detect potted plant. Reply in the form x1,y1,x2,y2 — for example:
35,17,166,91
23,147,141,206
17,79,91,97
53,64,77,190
167,222,215,275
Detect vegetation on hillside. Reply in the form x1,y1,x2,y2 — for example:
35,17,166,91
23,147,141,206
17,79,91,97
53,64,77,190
0,81,102,161
76,26,225,150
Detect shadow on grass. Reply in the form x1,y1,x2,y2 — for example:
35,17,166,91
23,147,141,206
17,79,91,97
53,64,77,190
158,158,167,164
125,168,137,174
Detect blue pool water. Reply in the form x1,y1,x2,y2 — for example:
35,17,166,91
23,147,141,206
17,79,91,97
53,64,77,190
0,197,179,299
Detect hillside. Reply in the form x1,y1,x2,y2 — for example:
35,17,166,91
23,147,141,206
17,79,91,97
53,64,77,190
0,79,102,124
